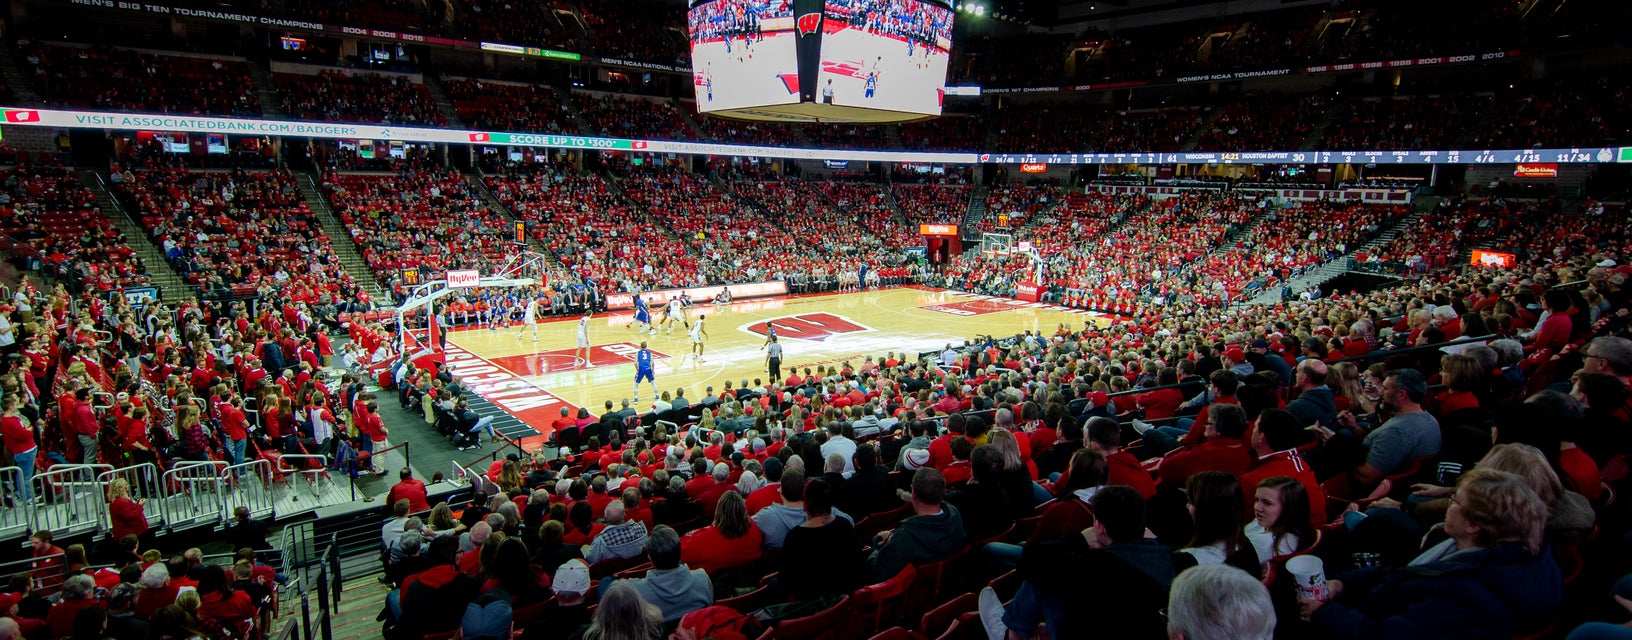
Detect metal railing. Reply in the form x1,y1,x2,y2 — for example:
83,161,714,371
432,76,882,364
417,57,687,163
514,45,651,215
0,466,30,538
30,464,114,537
0,550,68,594
346,440,411,502
225,458,279,521
277,454,332,497
160,460,229,529
94,463,164,531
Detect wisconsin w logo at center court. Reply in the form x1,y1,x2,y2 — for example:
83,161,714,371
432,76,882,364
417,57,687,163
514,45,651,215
743,313,870,342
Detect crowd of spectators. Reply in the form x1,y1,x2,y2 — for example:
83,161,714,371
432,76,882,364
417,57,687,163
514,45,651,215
1185,200,1408,301
19,42,261,117
2,165,151,292
1193,95,1332,152
692,113,801,146
276,71,447,126
574,93,698,142
578,0,688,66
898,115,987,152
993,103,1102,153
1096,107,1208,153
890,184,972,225
353,200,1632,638
322,171,513,291
484,161,700,292
800,123,890,151
1321,95,1490,151
444,78,578,135
109,166,359,303
1470,77,1632,150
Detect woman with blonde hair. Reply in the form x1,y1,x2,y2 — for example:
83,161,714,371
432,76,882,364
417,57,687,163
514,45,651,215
428,503,464,537
1437,354,1486,415
584,581,664,640
1329,361,1375,415
1300,468,1561,638
108,477,150,543
987,428,1048,507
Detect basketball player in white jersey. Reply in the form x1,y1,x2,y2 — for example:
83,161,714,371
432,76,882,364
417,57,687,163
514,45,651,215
575,313,593,368
662,296,689,334
517,295,540,341
689,314,709,362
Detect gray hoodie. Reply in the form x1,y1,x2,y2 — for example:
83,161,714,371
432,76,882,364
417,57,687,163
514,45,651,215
753,502,853,550
607,564,713,623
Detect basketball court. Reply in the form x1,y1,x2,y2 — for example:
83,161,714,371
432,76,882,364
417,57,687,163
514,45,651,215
437,286,1115,442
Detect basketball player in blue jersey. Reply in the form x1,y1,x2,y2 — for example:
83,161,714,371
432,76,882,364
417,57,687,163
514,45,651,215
629,294,654,335
865,72,877,99
633,341,658,402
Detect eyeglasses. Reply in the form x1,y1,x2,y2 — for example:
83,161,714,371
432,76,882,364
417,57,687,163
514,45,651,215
1447,493,1462,507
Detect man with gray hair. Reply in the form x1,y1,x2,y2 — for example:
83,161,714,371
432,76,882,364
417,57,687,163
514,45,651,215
1580,336,1632,386
600,525,712,623
1165,564,1274,640
585,500,648,564
993,408,1015,431
48,574,98,637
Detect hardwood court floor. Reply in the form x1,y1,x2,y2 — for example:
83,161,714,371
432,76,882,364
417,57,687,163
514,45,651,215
445,287,1111,430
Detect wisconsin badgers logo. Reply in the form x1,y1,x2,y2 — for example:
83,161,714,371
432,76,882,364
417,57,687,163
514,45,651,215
745,313,869,342
797,13,823,36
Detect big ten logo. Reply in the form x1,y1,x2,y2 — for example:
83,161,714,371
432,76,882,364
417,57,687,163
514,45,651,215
746,313,871,341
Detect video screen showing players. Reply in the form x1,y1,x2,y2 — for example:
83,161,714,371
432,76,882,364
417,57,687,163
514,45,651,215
816,0,954,116
688,0,802,113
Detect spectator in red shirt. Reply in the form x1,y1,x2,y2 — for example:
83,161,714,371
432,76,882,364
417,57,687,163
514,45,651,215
1136,368,1186,420
697,463,734,516
71,387,99,464
680,490,764,574
927,414,965,470
1159,403,1254,486
941,437,975,486
45,575,99,638
108,478,150,543
220,395,249,466
1239,409,1326,531
1526,290,1575,353
388,468,430,514
29,530,64,593
1085,416,1157,499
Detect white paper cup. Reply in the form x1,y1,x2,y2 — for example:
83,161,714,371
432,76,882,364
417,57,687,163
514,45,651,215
1287,555,1329,601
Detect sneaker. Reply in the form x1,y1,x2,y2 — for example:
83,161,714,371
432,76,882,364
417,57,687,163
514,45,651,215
977,587,1007,640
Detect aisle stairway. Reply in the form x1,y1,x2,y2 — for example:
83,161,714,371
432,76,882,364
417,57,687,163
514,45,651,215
961,186,989,242
464,170,560,261
0,46,41,104
246,63,286,119
74,168,190,299
422,71,465,129
297,172,384,296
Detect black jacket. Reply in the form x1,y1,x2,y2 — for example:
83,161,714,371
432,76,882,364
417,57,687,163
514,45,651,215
1020,535,1176,639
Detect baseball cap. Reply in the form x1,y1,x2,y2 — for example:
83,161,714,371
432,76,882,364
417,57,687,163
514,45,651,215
553,559,591,595
1250,339,1269,350
1088,391,1109,407
0,591,21,614
1225,347,1245,362
903,448,931,471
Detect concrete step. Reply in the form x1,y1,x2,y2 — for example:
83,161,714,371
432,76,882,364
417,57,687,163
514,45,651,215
297,172,384,295
74,168,192,300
